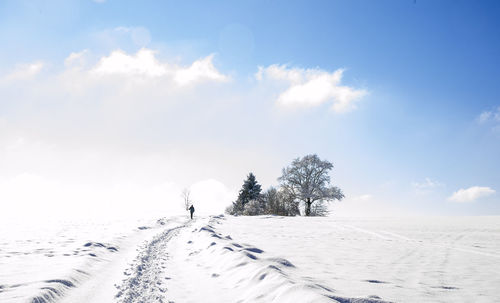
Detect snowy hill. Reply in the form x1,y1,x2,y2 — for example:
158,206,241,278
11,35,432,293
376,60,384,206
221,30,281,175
1,215,499,302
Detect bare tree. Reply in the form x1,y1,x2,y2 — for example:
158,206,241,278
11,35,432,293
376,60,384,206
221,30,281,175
181,188,191,211
278,154,344,216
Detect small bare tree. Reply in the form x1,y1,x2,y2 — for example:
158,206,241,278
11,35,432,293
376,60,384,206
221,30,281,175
181,188,191,211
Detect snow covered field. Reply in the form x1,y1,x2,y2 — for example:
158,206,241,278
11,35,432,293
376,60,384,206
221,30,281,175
0,216,186,303
217,216,500,302
1,215,499,302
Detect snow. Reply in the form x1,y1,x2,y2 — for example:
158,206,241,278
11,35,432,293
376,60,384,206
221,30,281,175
0,216,185,303
1,215,499,302
216,216,500,302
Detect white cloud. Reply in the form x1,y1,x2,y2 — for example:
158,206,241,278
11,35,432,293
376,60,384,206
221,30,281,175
477,106,500,123
92,48,168,77
64,49,89,68
478,111,492,124
448,186,495,203
90,48,228,85
412,177,444,194
3,62,44,81
174,54,229,85
256,64,367,112
477,107,500,136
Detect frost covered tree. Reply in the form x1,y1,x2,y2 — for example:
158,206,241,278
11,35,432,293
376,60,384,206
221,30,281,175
278,154,344,216
262,187,299,216
262,187,281,215
310,200,329,216
236,173,262,208
242,199,264,216
226,199,244,215
278,188,300,216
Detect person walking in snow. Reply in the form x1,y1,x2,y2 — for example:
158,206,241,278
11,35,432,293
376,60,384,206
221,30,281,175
189,205,195,220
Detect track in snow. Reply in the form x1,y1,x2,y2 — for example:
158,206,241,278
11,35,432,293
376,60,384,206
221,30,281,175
115,221,192,303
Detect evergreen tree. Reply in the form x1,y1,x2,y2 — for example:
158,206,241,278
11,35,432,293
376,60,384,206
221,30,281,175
237,173,262,208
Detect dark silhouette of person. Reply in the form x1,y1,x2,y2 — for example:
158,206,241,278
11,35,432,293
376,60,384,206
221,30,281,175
189,205,195,219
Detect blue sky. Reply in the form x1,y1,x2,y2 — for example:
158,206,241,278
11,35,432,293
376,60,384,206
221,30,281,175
0,0,499,217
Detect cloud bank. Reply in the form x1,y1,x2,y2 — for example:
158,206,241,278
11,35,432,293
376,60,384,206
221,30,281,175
0,48,236,219
0,46,368,219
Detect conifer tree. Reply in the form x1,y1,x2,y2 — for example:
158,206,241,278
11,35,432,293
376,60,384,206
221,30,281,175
237,173,262,208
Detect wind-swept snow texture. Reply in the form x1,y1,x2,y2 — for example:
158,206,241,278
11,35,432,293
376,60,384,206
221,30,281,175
2,215,499,302
149,215,383,303
216,216,500,303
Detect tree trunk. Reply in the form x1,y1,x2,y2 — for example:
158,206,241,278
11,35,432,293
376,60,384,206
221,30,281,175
305,199,312,216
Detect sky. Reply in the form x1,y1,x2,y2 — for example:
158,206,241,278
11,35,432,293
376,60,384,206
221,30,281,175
0,0,499,219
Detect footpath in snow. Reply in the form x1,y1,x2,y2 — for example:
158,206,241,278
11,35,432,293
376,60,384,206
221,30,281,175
0,216,187,303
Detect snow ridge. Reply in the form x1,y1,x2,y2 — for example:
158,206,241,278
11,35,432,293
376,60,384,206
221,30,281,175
158,215,391,303
30,276,83,303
